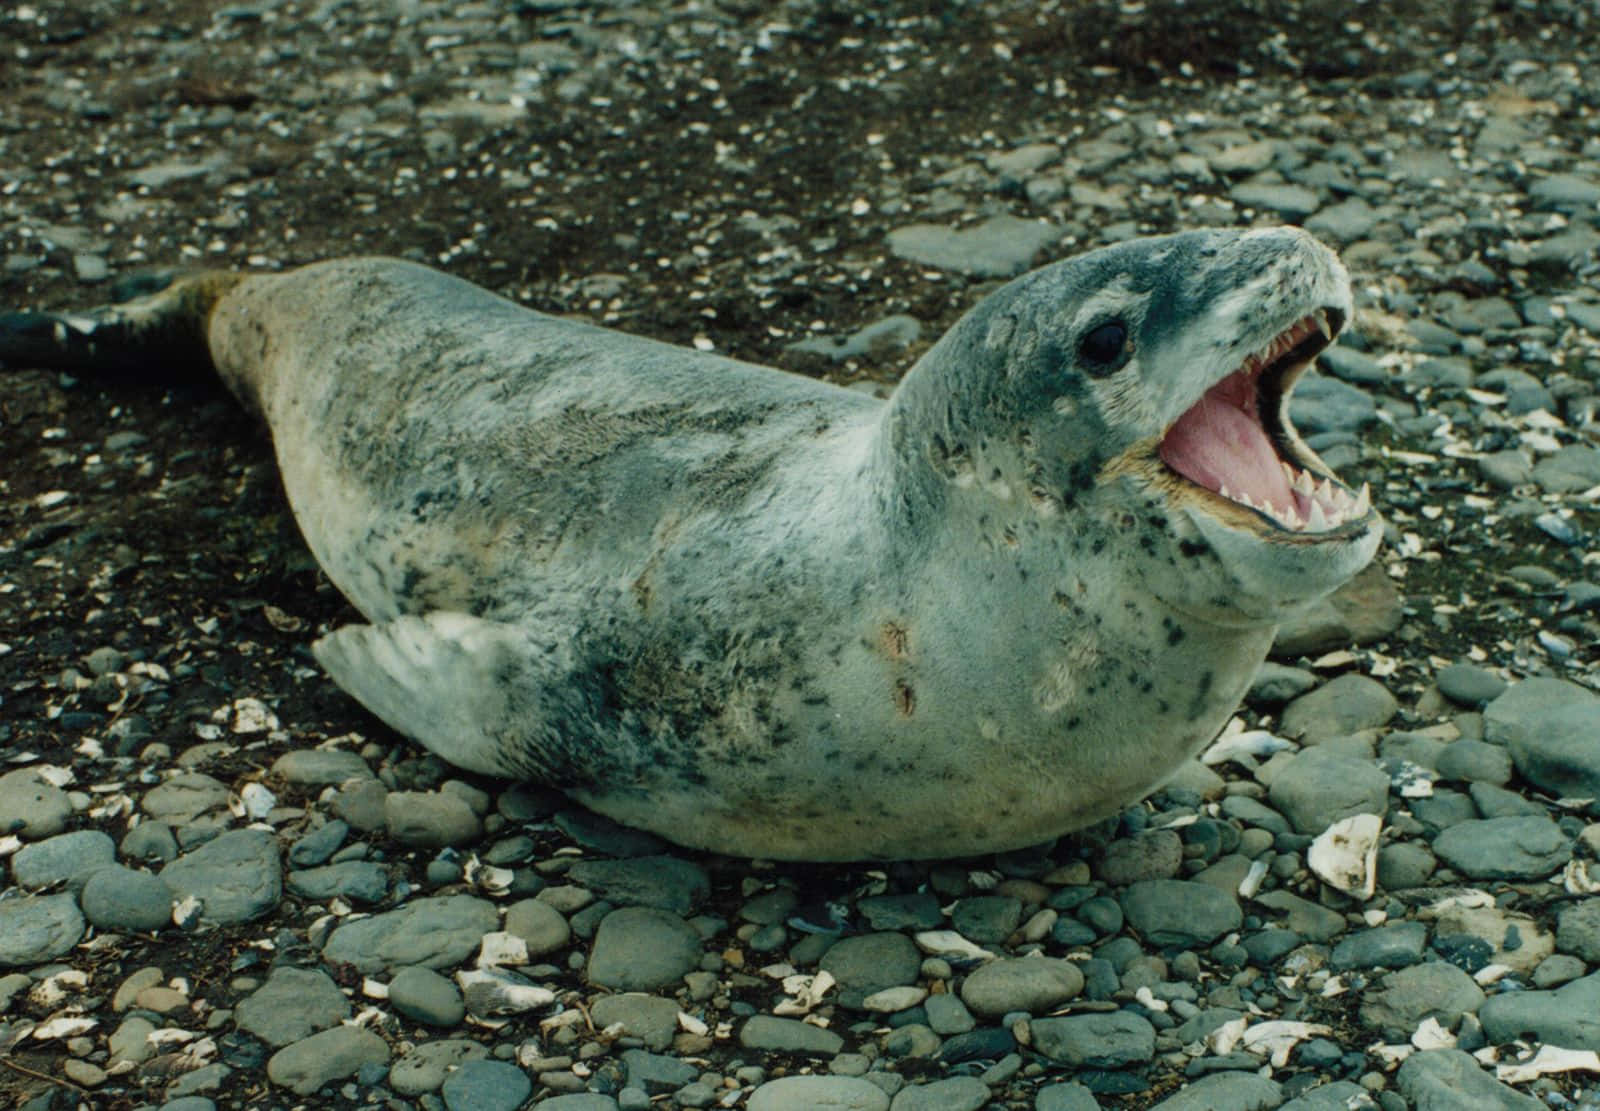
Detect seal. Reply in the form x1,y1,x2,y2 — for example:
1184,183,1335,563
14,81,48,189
1,226,1381,860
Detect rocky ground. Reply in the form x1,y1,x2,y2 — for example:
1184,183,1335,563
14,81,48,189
3,0,1600,1109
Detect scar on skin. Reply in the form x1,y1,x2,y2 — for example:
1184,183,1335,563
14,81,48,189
881,621,909,660
894,679,916,717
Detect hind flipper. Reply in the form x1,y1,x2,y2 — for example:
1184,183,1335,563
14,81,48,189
313,612,570,779
0,271,240,375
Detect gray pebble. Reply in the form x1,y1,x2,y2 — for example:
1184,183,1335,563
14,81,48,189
271,749,374,785
1119,880,1241,947
1147,1072,1282,1110
619,1048,698,1092
924,993,975,1035
266,1025,390,1095
567,856,709,915
1395,1048,1542,1110
286,861,390,904
142,772,231,825
505,897,573,957
740,1014,844,1056
1330,922,1427,970
948,895,1021,943
960,956,1082,1017
1433,740,1512,785
1435,664,1507,707
858,893,943,931
587,907,702,991
11,830,115,892
385,790,482,848
591,992,680,1050
1268,748,1389,835
888,1076,988,1111
1279,674,1396,744
1479,971,1600,1050
1358,961,1485,1039
0,768,73,838
1034,1082,1101,1111
440,1059,532,1111
819,932,922,1007
1032,1011,1155,1067
0,892,85,966
1095,830,1182,886
287,819,349,867
887,216,1061,278
390,965,467,1027
1432,817,1572,880
322,895,499,974
389,1039,489,1096
159,828,282,925
747,1075,890,1111
236,966,350,1046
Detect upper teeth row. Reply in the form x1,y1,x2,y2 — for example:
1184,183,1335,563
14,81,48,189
1217,462,1371,533
1245,310,1335,373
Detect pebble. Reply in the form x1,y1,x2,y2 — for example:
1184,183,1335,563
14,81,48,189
1330,921,1428,970
566,855,709,914
1432,816,1572,880
504,897,573,956
1095,830,1183,885
11,829,115,892
1435,663,1507,707
390,965,467,1027
390,1039,489,1096
1147,1072,1282,1110
159,828,283,924
1395,1048,1543,1110
959,956,1082,1016
590,992,679,1050
321,895,499,974
266,1025,390,1095
1032,1011,1156,1067
440,1059,533,1111
1358,961,1485,1039
1479,971,1600,1050
385,789,483,847
1034,1082,1101,1111
286,860,390,903
740,1014,844,1056
1267,748,1389,834
819,932,922,1006
889,1076,989,1111
1119,880,1241,946
0,767,73,838
235,966,351,1045
747,1075,891,1111
586,906,702,991
0,893,85,966
887,216,1061,278
271,748,374,784
1279,674,1397,744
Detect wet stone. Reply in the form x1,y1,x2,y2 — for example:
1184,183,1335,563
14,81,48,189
0,892,85,966
1433,740,1512,785
888,1076,989,1111
1436,664,1507,707
142,772,231,824
235,967,350,1046
440,1059,532,1111
1147,1072,1282,1111
390,965,466,1027
270,749,374,785
858,892,943,931
0,767,74,838
1095,830,1183,885
740,1015,844,1056
1034,1082,1101,1111
266,1025,390,1095
385,790,482,848
11,829,115,892
566,856,709,915
1396,1048,1542,1110
1330,921,1427,970
287,819,349,867
959,956,1083,1017
1557,899,1600,963
1279,673,1397,744
322,895,500,974
1478,971,1600,1050
1033,1011,1156,1067
620,1048,698,1092
587,907,702,991
505,897,572,956
820,932,922,1007
389,1039,489,1096
1267,748,1389,834
948,895,1021,943
286,861,389,904
747,1075,890,1111
1432,817,1572,880
1119,880,1241,947
79,864,172,931
590,992,679,1050
1358,961,1485,1039
159,828,282,925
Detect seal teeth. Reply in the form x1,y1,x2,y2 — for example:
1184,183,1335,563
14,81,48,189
1293,470,1315,497
1306,500,1331,531
1352,482,1372,518
1315,309,1333,341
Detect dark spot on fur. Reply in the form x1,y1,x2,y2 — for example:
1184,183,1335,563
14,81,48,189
894,679,916,717
881,621,910,660
1180,538,1208,558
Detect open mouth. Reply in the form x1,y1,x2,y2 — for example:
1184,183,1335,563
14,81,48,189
1157,309,1371,535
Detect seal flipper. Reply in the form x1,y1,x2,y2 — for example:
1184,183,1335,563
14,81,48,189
314,612,560,780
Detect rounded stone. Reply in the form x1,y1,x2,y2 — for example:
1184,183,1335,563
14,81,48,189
586,907,702,991
1435,664,1508,708
1119,880,1242,947
1358,961,1485,1040
747,1075,890,1111
78,865,172,932
740,1014,844,1056
889,1076,989,1111
384,790,482,848
1095,830,1183,885
321,895,499,975
591,992,681,1051
10,830,116,892
235,967,351,1047
390,965,467,1027
959,957,1082,1017
1432,817,1572,880
0,768,73,839
266,1025,390,1095
819,932,921,1006
158,828,283,925
1280,674,1397,744
439,1059,532,1111
1267,748,1389,835
0,893,86,967
1032,1011,1156,1067
389,1039,489,1096
271,749,375,785
504,897,572,957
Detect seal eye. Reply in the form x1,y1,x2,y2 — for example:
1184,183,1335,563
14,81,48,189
1079,321,1130,374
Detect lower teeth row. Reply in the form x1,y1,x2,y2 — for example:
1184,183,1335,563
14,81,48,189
1216,464,1371,532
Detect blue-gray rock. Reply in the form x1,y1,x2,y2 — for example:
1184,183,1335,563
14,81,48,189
1396,1048,1542,1110
925,993,976,1035
390,965,467,1027
820,932,922,1006
889,1076,988,1111
1557,900,1600,963
1279,673,1396,743
858,893,943,931
948,895,1022,944
1253,890,1345,943
590,993,679,1050
620,1049,699,1093
1288,375,1377,436
1479,972,1600,1050
1528,173,1600,211
159,1098,221,1111
959,956,1083,1017
1375,843,1436,890
0,892,85,966
271,749,374,785
1031,1011,1155,1067
1249,662,1318,705
1229,182,1319,219
1436,664,1507,707
504,898,572,957
788,315,922,363
1120,880,1241,946
1279,1081,1376,1110
587,907,701,991
390,1039,489,1096
235,967,351,1046
747,1075,890,1111
288,820,349,867
141,772,230,824
1267,747,1389,835
566,856,709,915
1359,961,1485,1038
80,865,173,932
1433,817,1571,880
1496,694,1600,802
740,1015,843,1056
1034,1082,1101,1111
266,1025,390,1095
1330,922,1427,970
1433,740,1512,785
384,790,481,848
11,830,115,892
1095,830,1182,886
1305,197,1380,244
440,1059,532,1111
159,828,282,925
322,895,499,974
287,861,390,904
887,216,1061,278
0,768,73,838
1147,1072,1281,1110
535,1097,619,1111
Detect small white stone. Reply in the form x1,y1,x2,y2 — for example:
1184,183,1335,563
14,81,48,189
1308,813,1381,899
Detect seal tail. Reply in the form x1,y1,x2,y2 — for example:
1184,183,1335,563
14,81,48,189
0,271,245,380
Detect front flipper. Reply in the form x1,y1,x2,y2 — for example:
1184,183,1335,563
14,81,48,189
313,611,570,779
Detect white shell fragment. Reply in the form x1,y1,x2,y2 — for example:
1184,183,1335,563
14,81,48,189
455,967,555,1018
772,970,835,1016
1410,1016,1456,1051
1495,1045,1600,1084
1240,1020,1333,1068
1202,722,1293,766
31,1016,98,1040
1308,813,1381,900
912,930,995,962
225,697,280,734
862,986,928,1012
476,931,530,969
1564,859,1600,895
234,781,277,820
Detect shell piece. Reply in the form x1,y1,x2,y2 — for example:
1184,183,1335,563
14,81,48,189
1308,813,1381,899
455,967,555,1018
1241,1020,1333,1067
912,930,995,962
1496,1045,1600,1084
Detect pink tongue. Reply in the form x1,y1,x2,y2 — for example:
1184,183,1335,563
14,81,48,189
1159,391,1293,513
